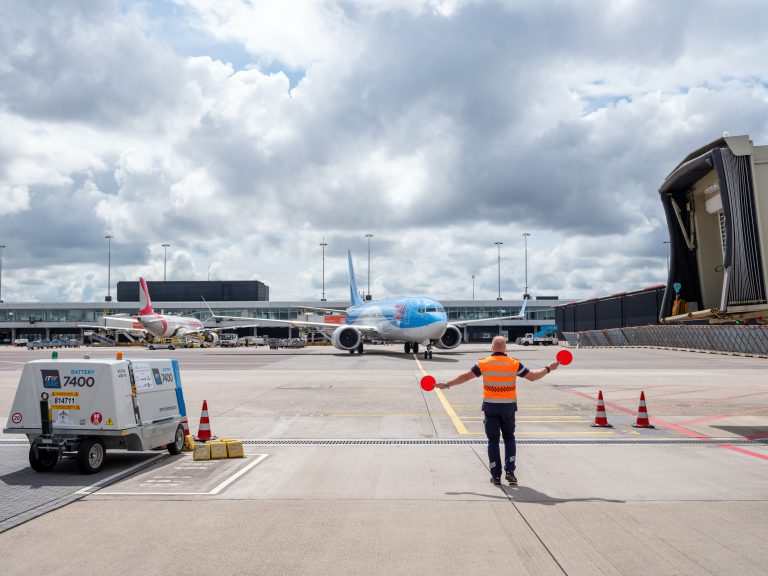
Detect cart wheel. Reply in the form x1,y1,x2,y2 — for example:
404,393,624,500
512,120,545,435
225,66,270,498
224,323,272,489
77,438,106,474
29,445,58,472
168,345,175,350
167,424,185,455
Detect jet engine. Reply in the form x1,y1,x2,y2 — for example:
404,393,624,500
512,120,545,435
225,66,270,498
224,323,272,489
435,325,462,350
331,325,361,351
202,331,219,347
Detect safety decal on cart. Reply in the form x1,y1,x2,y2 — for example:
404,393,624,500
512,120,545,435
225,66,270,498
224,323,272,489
11,412,22,424
54,410,70,425
90,412,103,425
106,418,114,426
52,403,81,411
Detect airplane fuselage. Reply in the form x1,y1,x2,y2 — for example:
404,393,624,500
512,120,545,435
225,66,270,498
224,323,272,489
344,296,448,342
137,313,204,338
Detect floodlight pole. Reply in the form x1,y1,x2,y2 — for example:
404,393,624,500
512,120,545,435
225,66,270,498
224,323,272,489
522,233,531,299
494,242,503,300
320,238,328,301
0,244,6,302
105,235,114,302
365,233,373,300
162,243,170,282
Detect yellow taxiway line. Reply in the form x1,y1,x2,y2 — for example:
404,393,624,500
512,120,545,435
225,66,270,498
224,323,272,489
414,354,470,435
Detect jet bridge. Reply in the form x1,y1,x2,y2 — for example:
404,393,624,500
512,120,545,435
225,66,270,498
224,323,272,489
660,134,768,324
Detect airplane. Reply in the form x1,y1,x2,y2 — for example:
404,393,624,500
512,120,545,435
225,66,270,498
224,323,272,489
79,278,255,345
212,251,528,359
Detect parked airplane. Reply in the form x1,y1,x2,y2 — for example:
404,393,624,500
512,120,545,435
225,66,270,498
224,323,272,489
213,251,528,359
79,278,254,345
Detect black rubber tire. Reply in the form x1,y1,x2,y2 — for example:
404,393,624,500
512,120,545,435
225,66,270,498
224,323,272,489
413,343,419,354
357,342,364,355
77,438,106,474
523,342,530,346
404,343,411,354
168,345,175,350
428,352,433,359
148,345,155,350
167,424,185,455
29,445,58,472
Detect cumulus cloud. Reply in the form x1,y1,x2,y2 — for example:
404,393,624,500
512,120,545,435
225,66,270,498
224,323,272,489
1,0,768,303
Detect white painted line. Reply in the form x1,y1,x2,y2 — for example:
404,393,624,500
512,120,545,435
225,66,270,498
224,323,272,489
210,454,268,494
74,453,166,495
101,453,268,496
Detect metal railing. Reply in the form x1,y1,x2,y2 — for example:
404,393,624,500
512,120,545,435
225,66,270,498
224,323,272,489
563,325,768,356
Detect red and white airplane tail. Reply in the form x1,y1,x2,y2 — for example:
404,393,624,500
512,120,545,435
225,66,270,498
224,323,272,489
139,277,155,315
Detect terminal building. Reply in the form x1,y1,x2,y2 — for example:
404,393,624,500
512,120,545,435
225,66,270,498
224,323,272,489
0,279,567,344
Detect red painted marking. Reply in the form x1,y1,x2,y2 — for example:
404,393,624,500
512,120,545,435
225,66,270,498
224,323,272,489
675,406,768,426
650,386,722,399
719,445,768,461
556,350,573,365
695,390,768,405
569,388,707,440
746,432,768,441
420,375,436,391
90,412,103,425
11,412,22,425
567,388,767,458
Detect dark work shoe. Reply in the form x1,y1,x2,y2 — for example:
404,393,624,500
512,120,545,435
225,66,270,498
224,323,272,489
490,476,501,486
505,472,517,485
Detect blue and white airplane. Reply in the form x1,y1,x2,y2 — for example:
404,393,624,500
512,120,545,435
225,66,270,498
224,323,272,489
214,251,527,359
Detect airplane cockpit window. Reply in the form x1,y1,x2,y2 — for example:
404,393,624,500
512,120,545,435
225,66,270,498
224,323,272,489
417,308,425,313
426,307,438,312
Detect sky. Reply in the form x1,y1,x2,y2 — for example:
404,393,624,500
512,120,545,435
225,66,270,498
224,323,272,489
1,0,768,303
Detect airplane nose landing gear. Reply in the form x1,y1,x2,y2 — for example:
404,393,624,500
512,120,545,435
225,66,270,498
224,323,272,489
423,342,433,360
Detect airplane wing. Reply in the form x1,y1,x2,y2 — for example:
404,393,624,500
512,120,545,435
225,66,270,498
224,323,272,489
291,305,348,315
450,299,528,327
211,314,378,332
197,323,263,332
77,323,148,334
77,316,147,332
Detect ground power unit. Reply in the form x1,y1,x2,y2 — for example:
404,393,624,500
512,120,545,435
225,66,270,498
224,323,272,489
3,357,188,474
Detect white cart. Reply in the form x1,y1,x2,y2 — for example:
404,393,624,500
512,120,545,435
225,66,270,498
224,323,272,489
3,358,189,474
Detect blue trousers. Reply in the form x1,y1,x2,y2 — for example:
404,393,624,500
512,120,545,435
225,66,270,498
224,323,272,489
483,403,516,479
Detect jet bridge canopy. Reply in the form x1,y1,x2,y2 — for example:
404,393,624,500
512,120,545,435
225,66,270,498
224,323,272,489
659,135,768,323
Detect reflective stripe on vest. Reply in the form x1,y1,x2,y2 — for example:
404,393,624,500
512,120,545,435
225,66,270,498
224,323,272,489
478,356,518,403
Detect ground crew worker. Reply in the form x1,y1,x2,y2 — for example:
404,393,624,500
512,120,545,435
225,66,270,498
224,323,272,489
436,336,559,486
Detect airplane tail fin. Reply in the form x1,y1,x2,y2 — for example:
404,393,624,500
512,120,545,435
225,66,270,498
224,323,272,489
139,277,154,315
517,297,528,318
348,251,364,306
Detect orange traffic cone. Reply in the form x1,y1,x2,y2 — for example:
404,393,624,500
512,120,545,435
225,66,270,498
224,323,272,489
632,391,655,428
591,390,613,428
181,415,190,437
195,400,216,442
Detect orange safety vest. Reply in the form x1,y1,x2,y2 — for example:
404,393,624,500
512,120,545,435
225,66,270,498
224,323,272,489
478,355,519,403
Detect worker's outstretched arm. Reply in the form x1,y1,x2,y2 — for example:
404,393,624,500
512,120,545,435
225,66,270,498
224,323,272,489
523,361,559,381
436,371,476,389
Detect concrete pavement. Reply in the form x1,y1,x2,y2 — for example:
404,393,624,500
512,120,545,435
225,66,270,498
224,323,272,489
1,343,766,575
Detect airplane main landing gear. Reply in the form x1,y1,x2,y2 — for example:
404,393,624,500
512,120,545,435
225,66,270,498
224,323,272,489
412,342,419,354
404,342,411,354
357,342,364,355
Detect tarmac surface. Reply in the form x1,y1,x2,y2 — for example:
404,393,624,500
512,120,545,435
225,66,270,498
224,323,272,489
1,343,767,575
